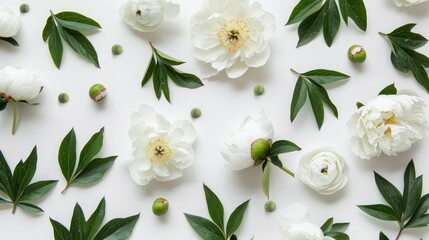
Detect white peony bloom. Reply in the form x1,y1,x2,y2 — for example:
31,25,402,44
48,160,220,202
220,111,274,171
0,66,43,102
347,93,427,160
299,147,349,195
0,6,20,38
120,0,179,32
191,0,275,79
129,105,197,185
393,0,428,6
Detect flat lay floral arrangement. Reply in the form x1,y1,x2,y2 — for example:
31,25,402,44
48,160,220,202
0,0,429,239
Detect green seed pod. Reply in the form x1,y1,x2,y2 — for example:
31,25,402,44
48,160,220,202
89,84,106,102
348,45,366,63
20,3,30,13
251,138,271,161
191,108,201,118
58,93,69,103
152,198,169,216
264,200,277,212
112,44,123,55
254,85,265,96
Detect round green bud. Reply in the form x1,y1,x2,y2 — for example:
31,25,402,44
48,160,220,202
264,200,277,212
111,44,123,55
58,93,69,103
20,3,30,13
254,85,265,96
348,45,366,63
191,108,201,118
251,138,271,161
89,84,106,102
152,198,169,216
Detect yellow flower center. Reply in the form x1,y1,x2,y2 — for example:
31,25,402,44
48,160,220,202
384,114,397,136
217,19,250,53
145,137,173,165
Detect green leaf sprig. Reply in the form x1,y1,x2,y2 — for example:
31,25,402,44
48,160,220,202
0,37,19,46
58,128,117,193
42,11,101,68
379,24,429,93
0,147,58,214
290,68,350,129
320,218,350,240
142,42,204,103
184,184,249,240
358,160,429,239
286,0,367,47
50,197,140,240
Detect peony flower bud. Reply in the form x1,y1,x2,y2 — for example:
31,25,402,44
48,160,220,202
152,197,169,216
251,138,271,161
0,7,21,37
0,66,43,101
89,84,106,102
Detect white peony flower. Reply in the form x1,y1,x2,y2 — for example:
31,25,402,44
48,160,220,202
120,0,179,32
299,147,349,195
128,105,197,185
0,6,20,38
220,111,274,171
347,93,427,160
191,0,275,79
0,66,43,102
393,0,428,6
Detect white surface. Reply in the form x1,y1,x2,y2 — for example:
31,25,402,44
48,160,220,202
1,0,429,239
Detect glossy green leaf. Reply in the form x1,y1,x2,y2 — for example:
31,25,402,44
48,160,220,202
269,140,301,156
155,48,185,66
167,69,204,89
405,214,429,228
0,150,14,198
308,80,339,118
85,198,106,240
20,180,58,202
290,77,307,122
153,62,163,100
17,202,44,213
48,25,64,69
387,24,427,50
76,128,104,173
93,214,140,240
379,232,389,240
203,184,225,232
286,0,323,25
374,172,403,217
73,156,116,185
142,55,155,87
262,163,270,199
403,171,422,220
184,214,225,240
330,222,350,232
297,8,324,47
323,0,340,47
358,204,399,221
306,80,325,129
50,218,71,240
12,147,37,198
338,0,367,31
0,37,19,46
410,194,429,221
55,11,101,31
226,200,250,238
0,100,8,111
378,83,397,95
325,231,350,240
302,69,350,84
70,204,86,240
59,129,77,182
321,217,333,234
42,16,54,41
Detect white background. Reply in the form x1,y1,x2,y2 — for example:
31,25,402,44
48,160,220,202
1,0,429,239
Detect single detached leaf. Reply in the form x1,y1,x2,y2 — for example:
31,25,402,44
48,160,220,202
85,198,106,240
302,69,350,84
50,218,71,240
93,214,140,240
322,0,340,47
20,180,58,202
72,156,117,184
226,200,250,238
378,83,397,95
17,202,44,213
76,128,104,174
297,8,324,47
0,37,19,46
339,0,367,31
59,129,77,182
286,0,323,25
55,11,101,31
203,184,225,232
184,214,225,240
262,163,270,199
374,172,403,217
321,218,334,234
358,204,399,221
269,140,301,156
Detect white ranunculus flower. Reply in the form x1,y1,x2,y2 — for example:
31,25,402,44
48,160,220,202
191,0,275,79
393,0,428,6
129,105,197,185
299,147,349,195
220,111,274,171
0,66,43,102
0,6,20,38
120,0,179,32
347,93,427,160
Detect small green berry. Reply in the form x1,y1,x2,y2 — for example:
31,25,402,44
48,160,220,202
348,44,366,63
254,85,265,96
152,198,169,216
89,84,106,102
20,3,30,13
191,108,201,118
112,44,123,55
58,93,69,103
264,200,277,212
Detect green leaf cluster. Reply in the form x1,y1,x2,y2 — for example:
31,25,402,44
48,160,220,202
359,160,429,239
380,24,429,93
184,184,249,240
290,68,349,129
0,37,19,46
286,0,367,47
50,198,139,240
378,83,397,96
0,147,58,213
58,128,117,193
43,11,101,68
142,42,204,103
320,218,350,240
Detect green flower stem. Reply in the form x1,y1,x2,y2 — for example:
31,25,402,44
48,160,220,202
61,183,71,194
395,228,403,240
11,101,17,135
12,203,17,214
280,166,295,178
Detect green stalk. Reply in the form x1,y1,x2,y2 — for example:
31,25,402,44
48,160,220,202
395,228,403,240
11,101,17,135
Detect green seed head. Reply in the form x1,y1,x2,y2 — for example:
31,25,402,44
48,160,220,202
254,85,265,96
89,84,106,102
191,108,201,118
58,93,69,103
20,3,30,13
112,44,123,55
264,200,277,212
152,198,169,216
348,45,366,63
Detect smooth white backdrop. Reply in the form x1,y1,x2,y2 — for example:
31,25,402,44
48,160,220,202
1,0,429,239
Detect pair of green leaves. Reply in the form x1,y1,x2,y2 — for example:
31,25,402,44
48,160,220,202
50,198,140,240
142,43,204,103
43,11,101,68
59,128,117,193
287,0,367,47
358,160,429,239
320,218,350,240
380,24,429,93
184,184,249,240
0,147,58,214
0,37,19,46
290,68,350,129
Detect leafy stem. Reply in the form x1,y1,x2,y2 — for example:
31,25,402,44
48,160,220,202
11,101,17,135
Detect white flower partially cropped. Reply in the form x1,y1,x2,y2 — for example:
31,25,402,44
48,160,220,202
299,147,349,195
129,105,197,185
0,66,43,102
120,0,179,32
348,93,427,160
191,0,275,79
0,6,20,38
393,0,428,6
220,111,273,171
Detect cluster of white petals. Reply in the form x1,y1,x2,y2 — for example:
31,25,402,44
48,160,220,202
0,66,43,102
393,0,428,6
0,6,20,38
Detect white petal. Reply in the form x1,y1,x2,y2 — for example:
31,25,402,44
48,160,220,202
171,142,194,169
130,104,157,127
155,114,171,133
245,46,271,68
220,146,253,171
154,165,183,181
153,164,170,177
170,120,197,144
0,7,21,37
129,160,155,185
198,62,220,78
278,203,310,227
162,0,180,20
225,60,249,78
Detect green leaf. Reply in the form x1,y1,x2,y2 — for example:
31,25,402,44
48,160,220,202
269,140,301,156
59,129,77,182
322,0,340,47
358,204,399,221
17,202,44,213
167,69,204,89
20,180,58,202
142,55,155,87
12,146,37,199
297,8,324,47
290,77,308,122
55,11,101,31
302,69,350,84
50,218,71,240
262,163,270,199
321,218,333,234
306,80,325,129
42,16,54,41
410,194,429,221
269,156,283,169
0,196,10,203
226,200,250,238
72,156,117,184
203,184,225,232
76,128,104,174
48,25,64,69
153,62,163,100
387,24,427,50
155,48,186,66
379,232,389,240
378,84,397,95
0,100,8,111
403,164,422,220
405,214,429,228
70,204,86,240
330,223,350,232
308,80,339,118
85,198,106,240
325,232,350,240
0,37,19,46
93,214,140,240
338,0,367,31
0,150,14,198
286,0,323,25
374,172,403,217
184,214,225,240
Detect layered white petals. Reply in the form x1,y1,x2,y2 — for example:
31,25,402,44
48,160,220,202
279,204,326,240
0,66,43,101
299,147,349,195
393,0,428,6
0,7,20,37
347,93,427,160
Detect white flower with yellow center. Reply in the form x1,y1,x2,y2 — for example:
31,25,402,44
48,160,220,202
191,0,275,79
129,105,197,185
